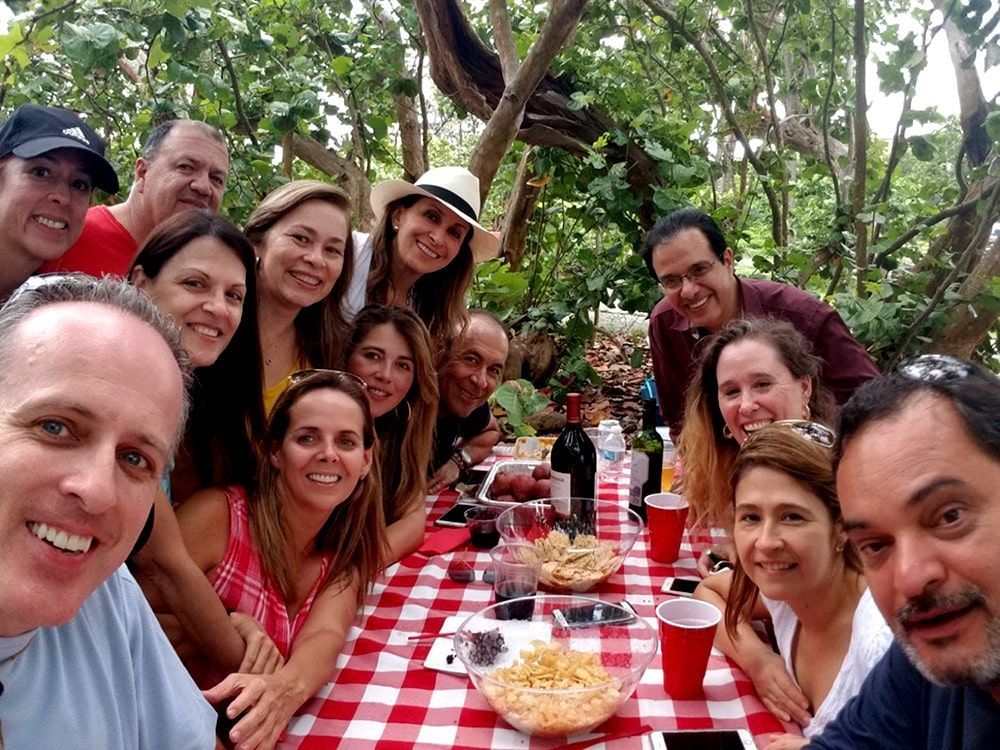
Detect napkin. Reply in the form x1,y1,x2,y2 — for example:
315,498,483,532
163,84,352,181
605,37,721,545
417,526,470,556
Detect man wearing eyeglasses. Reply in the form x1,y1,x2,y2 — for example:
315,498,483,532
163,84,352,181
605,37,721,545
640,209,878,442
806,355,1000,748
0,276,215,748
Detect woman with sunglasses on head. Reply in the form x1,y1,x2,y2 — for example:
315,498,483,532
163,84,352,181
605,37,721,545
178,371,386,750
680,317,835,573
345,304,438,561
354,166,500,347
127,210,281,678
694,423,891,748
245,180,354,415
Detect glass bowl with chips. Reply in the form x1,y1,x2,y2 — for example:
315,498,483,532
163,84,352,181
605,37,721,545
454,594,656,737
495,498,643,592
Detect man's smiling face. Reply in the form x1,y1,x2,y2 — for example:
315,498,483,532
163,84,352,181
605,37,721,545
0,302,183,637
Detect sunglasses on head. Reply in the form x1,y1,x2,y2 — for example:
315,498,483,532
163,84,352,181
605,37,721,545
895,353,973,383
740,419,836,451
288,368,367,391
6,271,93,305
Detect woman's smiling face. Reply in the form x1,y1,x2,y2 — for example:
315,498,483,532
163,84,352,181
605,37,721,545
391,197,470,277
346,323,415,418
256,199,349,311
716,338,812,444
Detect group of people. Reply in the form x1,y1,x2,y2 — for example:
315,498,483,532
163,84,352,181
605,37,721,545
640,210,999,747
0,101,996,750
0,105,511,749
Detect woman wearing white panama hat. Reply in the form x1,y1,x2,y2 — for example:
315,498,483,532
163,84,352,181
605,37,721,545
362,166,500,345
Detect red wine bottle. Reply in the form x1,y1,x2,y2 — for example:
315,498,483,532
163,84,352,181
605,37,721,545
550,392,596,501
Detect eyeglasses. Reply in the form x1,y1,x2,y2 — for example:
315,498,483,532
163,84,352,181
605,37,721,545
659,259,718,292
289,368,367,391
896,353,973,383
740,419,836,451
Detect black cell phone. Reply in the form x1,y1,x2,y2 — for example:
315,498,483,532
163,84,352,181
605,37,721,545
434,502,478,527
553,601,637,628
649,730,755,750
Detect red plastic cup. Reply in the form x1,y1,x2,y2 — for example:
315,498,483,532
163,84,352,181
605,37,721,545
655,598,721,699
644,492,689,563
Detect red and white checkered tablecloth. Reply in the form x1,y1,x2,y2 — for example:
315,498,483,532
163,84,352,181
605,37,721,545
279,453,796,749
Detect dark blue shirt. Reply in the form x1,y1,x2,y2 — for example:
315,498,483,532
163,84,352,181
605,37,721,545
809,642,1000,749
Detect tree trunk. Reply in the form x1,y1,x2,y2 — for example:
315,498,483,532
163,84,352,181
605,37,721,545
502,147,542,270
287,133,373,229
851,0,868,298
929,230,1000,357
412,0,663,229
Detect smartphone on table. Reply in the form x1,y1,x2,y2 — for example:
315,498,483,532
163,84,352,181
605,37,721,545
649,729,755,750
552,600,637,629
661,576,700,597
434,502,479,527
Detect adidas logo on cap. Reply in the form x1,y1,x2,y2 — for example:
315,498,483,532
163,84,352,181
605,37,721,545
61,126,90,145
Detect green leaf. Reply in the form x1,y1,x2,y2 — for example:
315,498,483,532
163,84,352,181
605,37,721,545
908,135,936,161
986,111,1000,143
331,56,352,77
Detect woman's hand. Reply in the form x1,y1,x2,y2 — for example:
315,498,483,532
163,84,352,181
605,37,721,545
204,671,304,750
230,612,284,675
745,650,812,727
695,540,735,578
763,733,809,750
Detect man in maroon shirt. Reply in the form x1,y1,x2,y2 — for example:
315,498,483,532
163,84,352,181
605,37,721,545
641,209,879,441
42,119,229,277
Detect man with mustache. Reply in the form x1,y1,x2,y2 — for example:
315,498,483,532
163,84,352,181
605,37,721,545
42,119,229,277
808,355,1000,748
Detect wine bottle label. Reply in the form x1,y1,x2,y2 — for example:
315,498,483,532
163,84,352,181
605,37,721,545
550,470,571,514
629,452,649,508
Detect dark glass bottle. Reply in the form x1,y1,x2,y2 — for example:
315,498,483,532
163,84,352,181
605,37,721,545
628,397,663,521
550,392,596,500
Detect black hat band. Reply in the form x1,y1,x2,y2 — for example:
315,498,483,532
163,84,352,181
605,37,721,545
421,184,478,222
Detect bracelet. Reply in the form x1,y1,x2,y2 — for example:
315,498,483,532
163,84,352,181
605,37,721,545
450,450,469,474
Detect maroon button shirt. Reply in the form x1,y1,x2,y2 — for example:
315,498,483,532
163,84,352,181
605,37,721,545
649,277,880,442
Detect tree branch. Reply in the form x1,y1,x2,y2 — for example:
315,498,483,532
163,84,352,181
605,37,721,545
489,0,520,84
851,0,869,297
874,179,999,265
821,6,842,208
891,184,1000,364
644,0,782,247
217,40,259,147
468,0,590,200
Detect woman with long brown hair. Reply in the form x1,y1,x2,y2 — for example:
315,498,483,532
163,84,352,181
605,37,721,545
360,166,499,346
345,304,438,560
694,422,891,748
177,371,387,749
245,180,355,414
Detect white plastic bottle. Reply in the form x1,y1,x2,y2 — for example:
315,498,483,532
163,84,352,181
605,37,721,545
598,419,627,484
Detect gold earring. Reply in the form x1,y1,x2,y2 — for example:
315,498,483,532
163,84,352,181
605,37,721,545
835,540,845,553
802,404,811,420
722,424,734,440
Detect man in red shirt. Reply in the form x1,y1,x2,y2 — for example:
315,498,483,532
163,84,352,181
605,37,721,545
43,119,229,277
641,209,879,441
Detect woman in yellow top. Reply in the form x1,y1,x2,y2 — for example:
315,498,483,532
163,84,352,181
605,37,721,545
245,181,355,414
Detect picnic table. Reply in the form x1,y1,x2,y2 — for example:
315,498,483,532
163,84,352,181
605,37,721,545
279,451,794,749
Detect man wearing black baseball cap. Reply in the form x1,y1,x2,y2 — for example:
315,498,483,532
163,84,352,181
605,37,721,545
0,104,118,299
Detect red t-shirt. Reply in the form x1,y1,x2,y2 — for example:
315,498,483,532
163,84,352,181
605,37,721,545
40,205,138,278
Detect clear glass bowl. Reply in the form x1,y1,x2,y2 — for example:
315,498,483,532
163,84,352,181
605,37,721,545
453,594,656,737
496,498,643,592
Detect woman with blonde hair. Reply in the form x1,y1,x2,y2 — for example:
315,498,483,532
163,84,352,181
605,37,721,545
178,370,387,749
359,166,500,346
680,317,834,534
345,304,438,560
694,422,891,748
245,180,355,413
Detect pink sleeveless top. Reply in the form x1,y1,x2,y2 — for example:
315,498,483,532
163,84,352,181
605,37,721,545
209,486,332,658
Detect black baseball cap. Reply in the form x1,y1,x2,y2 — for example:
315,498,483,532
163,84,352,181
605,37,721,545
0,104,119,193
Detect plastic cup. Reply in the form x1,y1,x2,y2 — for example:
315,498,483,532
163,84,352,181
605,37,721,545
489,543,541,620
465,506,501,549
644,492,689,563
655,598,721,699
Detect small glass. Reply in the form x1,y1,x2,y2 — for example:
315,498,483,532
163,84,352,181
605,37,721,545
489,543,541,620
465,506,501,549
